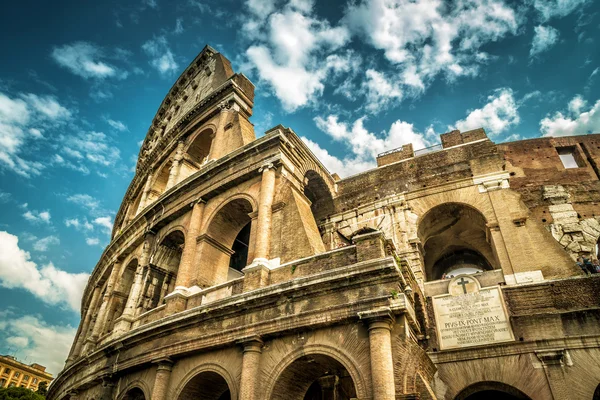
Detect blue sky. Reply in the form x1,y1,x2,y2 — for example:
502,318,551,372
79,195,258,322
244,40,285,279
0,0,599,374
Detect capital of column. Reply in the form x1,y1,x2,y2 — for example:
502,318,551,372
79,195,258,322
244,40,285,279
237,336,264,353
259,162,275,173
358,308,395,332
153,357,174,371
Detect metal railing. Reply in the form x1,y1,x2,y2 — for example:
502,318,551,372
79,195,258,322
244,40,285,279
414,143,443,157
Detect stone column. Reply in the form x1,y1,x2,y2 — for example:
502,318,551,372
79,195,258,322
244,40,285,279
238,337,263,400
137,172,154,213
368,317,396,400
114,232,154,334
175,200,205,289
71,284,103,358
89,260,122,342
166,141,185,189
253,163,276,262
151,358,174,400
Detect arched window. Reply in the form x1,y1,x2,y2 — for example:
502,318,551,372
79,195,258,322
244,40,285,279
149,160,173,200
108,259,138,331
200,198,254,286
187,128,213,166
178,371,231,400
141,230,185,311
418,203,497,281
303,170,335,223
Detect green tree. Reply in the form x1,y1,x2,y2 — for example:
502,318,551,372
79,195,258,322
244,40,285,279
35,382,47,397
0,386,45,400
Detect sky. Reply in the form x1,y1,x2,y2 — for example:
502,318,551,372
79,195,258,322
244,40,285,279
0,0,599,375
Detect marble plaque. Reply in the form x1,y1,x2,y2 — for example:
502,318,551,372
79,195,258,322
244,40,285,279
433,276,514,350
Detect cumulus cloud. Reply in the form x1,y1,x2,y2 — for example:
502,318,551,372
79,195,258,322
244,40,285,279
307,115,432,177
142,36,179,75
0,92,71,177
65,218,94,231
106,118,128,132
33,236,60,252
93,216,113,232
0,232,89,312
23,209,51,224
530,0,590,22
85,237,100,246
530,25,560,57
454,88,520,136
344,0,521,110
61,131,120,167
541,95,600,136
244,1,352,111
0,311,77,375
51,42,127,80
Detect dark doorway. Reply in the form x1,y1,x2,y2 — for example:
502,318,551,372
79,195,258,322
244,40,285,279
455,382,531,400
229,221,251,271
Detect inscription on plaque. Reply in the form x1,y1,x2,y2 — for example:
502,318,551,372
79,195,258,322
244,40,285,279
433,276,514,350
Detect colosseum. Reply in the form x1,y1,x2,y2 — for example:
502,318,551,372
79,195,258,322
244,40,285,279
48,46,600,400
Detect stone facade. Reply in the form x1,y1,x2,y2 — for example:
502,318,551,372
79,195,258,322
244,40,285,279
48,47,600,400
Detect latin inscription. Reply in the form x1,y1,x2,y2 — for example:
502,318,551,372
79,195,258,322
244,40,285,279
433,286,514,350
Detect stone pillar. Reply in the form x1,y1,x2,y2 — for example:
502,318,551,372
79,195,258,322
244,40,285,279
238,337,263,400
253,163,276,262
114,232,154,334
175,200,205,289
137,172,154,213
151,358,174,400
367,317,396,400
71,284,103,358
89,260,122,342
166,141,185,189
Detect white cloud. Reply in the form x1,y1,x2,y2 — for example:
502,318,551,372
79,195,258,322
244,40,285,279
51,42,126,80
530,0,590,22
308,114,432,177
244,3,351,112
60,131,120,167
344,0,521,108
363,69,403,112
65,218,94,231
0,92,71,177
33,236,60,252
0,232,89,312
93,216,113,233
0,312,77,375
85,237,100,246
530,25,560,57
142,36,179,75
174,18,184,34
454,88,520,136
23,209,51,224
66,194,101,212
106,118,128,132
541,95,600,136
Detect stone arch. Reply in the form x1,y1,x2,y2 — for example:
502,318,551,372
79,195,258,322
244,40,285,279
185,125,216,163
594,383,600,400
303,170,335,223
150,158,173,199
118,381,150,400
265,344,368,400
197,196,256,286
174,363,237,400
417,202,497,281
108,257,139,332
454,381,532,400
141,229,185,311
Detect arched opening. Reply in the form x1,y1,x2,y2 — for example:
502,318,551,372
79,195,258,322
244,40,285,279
229,221,251,272
120,387,146,400
303,171,335,223
139,230,184,312
108,259,138,332
150,160,173,200
594,383,600,400
200,198,254,286
270,354,357,400
417,203,497,281
454,381,531,400
178,371,231,400
187,128,214,166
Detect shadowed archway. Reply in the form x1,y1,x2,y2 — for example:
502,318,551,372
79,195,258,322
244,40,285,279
120,387,146,400
269,354,357,400
455,381,531,400
178,371,231,400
